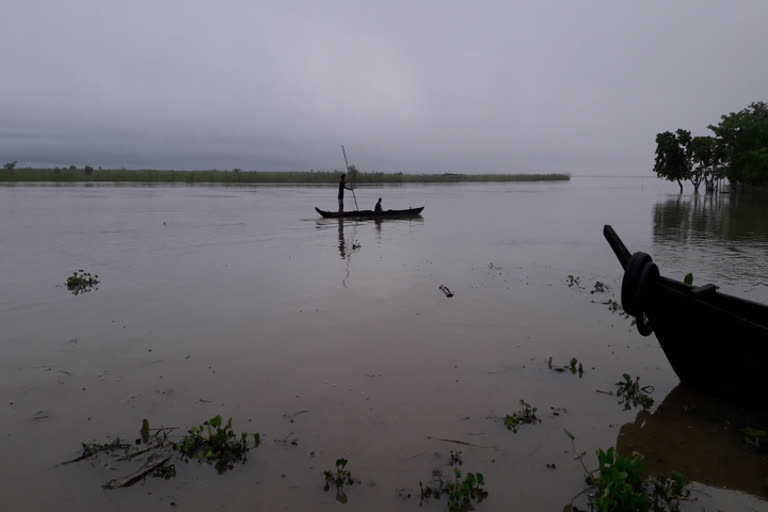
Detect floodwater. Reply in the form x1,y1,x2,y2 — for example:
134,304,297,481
1,178,766,511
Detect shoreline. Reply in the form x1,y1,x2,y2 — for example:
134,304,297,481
0,168,570,184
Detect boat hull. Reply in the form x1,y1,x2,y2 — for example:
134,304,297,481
315,206,424,219
647,277,767,395
603,225,768,398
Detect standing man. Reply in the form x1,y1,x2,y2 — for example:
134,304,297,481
338,174,354,213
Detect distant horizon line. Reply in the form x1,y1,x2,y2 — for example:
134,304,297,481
3,164,653,178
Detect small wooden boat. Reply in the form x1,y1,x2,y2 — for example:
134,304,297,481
603,225,768,397
315,206,424,219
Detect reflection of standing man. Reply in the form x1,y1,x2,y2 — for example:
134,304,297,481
338,174,353,213
338,218,346,259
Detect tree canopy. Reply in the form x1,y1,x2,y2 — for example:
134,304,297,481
654,100,767,191
653,130,691,193
708,101,768,186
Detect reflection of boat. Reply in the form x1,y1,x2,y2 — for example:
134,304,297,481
617,385,768,499
603,225,768,397
315,206,424,219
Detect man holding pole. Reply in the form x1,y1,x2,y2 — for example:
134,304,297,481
338,174,354,213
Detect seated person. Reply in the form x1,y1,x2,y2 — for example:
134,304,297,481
374,198,383,212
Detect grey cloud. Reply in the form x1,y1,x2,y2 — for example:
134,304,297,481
2,1,767,173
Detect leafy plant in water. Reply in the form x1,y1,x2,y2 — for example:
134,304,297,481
151,462,177,480
600,298,632,320
503,400,541,432
140,418,150,444
683,273,693,285
649,472,689,512
595,447,649,511
449,449,463,466
616,374,655,410
66,269,100,295
173,415,260,474
741,426,768,452
548,357,584,377
591,281,610,294
420,467,487,512
567,274,583,288
563,429,689,512
65,416,260,488
323,457,355,502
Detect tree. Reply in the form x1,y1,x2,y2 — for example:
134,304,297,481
708,101,768,186
653,130,692,193
84,165,94,175
689,135,725,194
3,161,17,170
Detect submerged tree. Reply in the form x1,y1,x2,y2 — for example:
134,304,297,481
653,130,692,193
689,135,726,193
708,101,768,186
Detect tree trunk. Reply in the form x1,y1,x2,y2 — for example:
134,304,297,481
676,179,683,194
691,178,701,194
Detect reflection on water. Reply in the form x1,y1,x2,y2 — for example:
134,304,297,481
317,216,424,287
652,192,768,292
338,219,346,260
617,385,768,500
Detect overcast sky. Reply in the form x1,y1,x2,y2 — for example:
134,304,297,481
2,1,767,174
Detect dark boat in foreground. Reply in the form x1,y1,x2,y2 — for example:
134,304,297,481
603,225,768,397
315,206,424,219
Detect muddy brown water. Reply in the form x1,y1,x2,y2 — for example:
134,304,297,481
1,178,767,511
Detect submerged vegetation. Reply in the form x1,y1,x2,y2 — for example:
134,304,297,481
615,374,655,411
503,400,541,432
173,415,259,474
323,457,356,502
66,270,99,295
64,416,260,487
548,356,585,377
419,456,488,512
0,167,570,183
564,430,689,512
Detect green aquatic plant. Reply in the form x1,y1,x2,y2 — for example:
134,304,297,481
591,281,610,294
548,357,585,377
567,274,583,288
323,457,355,502
151,462,177,480
173,415,260,474
503,400,541,432
594,447,649,511
683,273,693,285
563,429,689,512
140,418,150,444
420,467,487,512
449,449,463,466
66,270,100,295
741,426,768,452
65,416,260,488
649,471,689,511
616,374,655,410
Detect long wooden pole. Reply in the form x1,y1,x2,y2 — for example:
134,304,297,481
341,145,359,211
